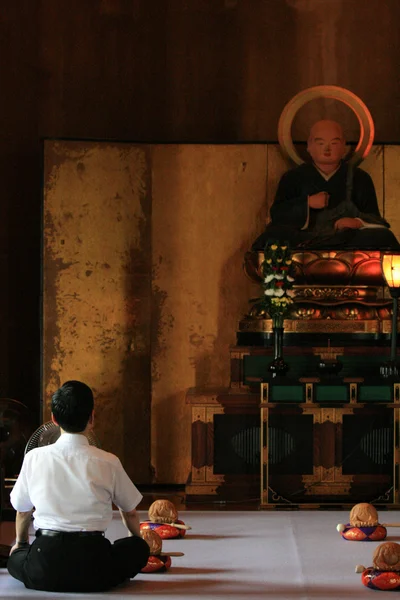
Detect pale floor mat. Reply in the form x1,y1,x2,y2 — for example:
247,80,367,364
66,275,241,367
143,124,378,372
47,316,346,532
2,510,400,599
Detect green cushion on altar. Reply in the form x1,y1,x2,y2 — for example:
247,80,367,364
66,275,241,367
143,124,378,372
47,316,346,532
315,385,348,402
359,386,392,402
270,385,304,402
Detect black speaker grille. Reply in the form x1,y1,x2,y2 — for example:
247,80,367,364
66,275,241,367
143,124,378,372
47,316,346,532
213,414,260,475
268,414,314,475
342,413,393,475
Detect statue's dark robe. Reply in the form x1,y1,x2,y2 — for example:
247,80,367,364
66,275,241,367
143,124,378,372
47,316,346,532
252,162,400,250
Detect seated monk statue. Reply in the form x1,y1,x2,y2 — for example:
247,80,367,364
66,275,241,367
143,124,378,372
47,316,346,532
252,119,400,250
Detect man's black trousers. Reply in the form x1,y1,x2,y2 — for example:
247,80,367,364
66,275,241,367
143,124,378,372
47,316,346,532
7,530,150,592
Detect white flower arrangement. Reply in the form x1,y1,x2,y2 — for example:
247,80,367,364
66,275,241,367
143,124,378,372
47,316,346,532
261,241,295,325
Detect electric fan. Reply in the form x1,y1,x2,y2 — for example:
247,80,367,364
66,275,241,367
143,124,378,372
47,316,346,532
25,421,101,454
0,398,33,521
0,398,33,476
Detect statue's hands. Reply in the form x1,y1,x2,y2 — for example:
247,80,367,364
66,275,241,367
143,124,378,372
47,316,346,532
308,192,329,209
334,217,362,230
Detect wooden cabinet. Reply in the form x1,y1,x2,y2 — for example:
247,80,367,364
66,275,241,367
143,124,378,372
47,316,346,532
186,340,400,507
185,388,260,501
260,381,400,508
186,379,400,508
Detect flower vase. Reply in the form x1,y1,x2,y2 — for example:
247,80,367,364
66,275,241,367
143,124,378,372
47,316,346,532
268,317,289,377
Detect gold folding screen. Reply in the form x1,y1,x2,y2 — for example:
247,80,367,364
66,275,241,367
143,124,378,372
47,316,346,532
42,141,269,483
42,141,400,483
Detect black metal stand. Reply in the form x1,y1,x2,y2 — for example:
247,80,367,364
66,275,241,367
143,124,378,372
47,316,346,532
381,294,399,378
268,327,289,377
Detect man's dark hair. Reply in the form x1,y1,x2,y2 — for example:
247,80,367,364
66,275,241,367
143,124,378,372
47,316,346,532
51,380,94,433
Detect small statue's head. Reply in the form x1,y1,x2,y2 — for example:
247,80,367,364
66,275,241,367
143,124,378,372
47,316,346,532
373,542,400,571
307,120,346,168
140,529,163,555
148,499,178,524
349,502,379,527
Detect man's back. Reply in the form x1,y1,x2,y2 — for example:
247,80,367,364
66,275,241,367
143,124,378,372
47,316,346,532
12,433,141,532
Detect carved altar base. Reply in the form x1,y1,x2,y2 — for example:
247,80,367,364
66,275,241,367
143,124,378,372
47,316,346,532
241,250,395,341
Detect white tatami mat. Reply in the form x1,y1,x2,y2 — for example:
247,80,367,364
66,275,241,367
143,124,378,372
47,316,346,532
2,510,398,599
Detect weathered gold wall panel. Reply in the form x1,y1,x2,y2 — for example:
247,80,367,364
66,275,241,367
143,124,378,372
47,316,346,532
43,141,152,482
151,145,267,482
383,146,400,242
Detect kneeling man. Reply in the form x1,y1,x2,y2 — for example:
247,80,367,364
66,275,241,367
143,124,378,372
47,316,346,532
7,380,149,592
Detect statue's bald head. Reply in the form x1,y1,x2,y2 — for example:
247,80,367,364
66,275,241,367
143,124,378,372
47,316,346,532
308,120,345,144
307,120,346,171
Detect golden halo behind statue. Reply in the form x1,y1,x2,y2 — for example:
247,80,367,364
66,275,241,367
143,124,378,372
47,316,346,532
278,85,375,166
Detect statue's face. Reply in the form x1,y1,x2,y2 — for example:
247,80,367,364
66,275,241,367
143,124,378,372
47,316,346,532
307,120,346,167
373,542,400,571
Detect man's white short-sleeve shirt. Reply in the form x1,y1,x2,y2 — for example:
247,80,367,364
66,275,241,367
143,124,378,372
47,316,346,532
10,433,142,532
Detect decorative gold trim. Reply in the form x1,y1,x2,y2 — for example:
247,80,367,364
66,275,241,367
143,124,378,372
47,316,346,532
394,384,400,404
297,286,373,300
239,318,387,334
185,484,219,496
305,383,313,404
277,85,374,166
191,466,206,483
321,408,335,423
192,407,206,423
304,466,353,483
383,320,399,334
261,383,269,403
313,347,344,359
349,383,358,404
307,407,354,423
303,465,353,495
304,484,352,496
